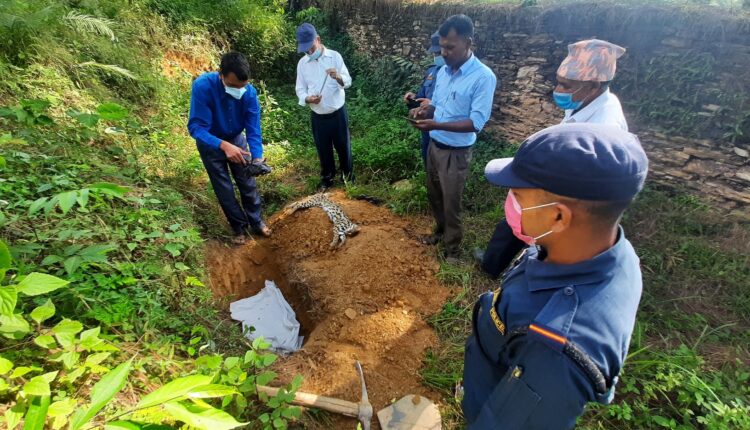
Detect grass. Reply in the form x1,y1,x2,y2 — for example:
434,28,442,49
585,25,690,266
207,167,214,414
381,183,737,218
418,184,750,430
1,1,748,428
255,78,750,427
0,2,305,428
247,39,750,420
467,0,749,11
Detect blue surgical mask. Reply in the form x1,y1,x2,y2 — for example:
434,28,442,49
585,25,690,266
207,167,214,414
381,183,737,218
434,55,446,67
553,89,583,111
224,85,246,100
307,47,322,61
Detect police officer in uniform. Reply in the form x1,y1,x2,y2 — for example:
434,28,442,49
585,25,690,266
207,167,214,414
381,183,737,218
475,39,629,279
403,31,444,162
462,123,648,429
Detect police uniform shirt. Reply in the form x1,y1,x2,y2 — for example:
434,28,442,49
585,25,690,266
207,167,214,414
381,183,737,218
417,64,441,101
462,227,642,429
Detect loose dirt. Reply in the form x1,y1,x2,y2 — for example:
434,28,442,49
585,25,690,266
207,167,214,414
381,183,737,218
161,49,214,78
205,191,452,428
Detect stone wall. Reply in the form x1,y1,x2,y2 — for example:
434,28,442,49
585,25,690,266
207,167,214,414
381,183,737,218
305,0,750,217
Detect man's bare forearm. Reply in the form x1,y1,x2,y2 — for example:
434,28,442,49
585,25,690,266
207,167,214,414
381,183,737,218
432,119,475,133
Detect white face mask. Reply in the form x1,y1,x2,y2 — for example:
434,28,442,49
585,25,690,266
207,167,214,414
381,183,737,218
224,85,246,100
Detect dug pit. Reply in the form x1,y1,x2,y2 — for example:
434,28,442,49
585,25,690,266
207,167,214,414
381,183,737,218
205,191,451,427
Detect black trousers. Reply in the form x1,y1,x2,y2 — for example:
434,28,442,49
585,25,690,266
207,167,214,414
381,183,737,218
311,106,353,184
481,219,526,279
198,134,262,235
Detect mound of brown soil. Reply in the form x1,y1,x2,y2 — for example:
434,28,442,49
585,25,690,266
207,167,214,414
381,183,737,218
205,191,451,428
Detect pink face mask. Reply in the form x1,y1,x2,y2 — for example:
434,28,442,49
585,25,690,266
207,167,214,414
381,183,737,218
505,190,558,245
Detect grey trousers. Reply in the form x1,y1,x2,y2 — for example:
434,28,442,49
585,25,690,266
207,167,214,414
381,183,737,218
426,141,473,255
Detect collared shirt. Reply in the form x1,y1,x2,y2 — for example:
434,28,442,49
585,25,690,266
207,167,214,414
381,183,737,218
562,89,628,132
429,54,497,147
187,72,263,158
295,47,352,115
462,227,643,429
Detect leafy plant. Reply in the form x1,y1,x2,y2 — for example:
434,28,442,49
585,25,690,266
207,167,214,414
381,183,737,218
146,0,292,76
28,182,129,217
41,243,117,275
0,1,57,62
0,99,54,126
582,345,750,430
0,238,302,429
77,62,137,81
0,2,313,430
63,11,116,41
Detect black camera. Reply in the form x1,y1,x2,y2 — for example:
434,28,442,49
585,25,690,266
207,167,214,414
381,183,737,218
243,160,273,177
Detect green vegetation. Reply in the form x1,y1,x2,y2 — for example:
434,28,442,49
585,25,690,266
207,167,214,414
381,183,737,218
1,2,748,430
289,9,750,430
420,186,750,430
0,1,303,428
470,0,750,11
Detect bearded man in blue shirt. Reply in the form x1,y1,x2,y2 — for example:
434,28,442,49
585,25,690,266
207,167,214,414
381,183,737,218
188,52,271,245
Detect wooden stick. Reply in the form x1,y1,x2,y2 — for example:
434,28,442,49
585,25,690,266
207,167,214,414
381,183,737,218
257,385,360,417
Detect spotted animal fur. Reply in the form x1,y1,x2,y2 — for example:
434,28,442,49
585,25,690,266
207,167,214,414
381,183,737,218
284,193,360,248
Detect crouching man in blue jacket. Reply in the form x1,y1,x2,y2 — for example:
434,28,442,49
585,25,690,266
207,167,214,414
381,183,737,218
188,52,271,244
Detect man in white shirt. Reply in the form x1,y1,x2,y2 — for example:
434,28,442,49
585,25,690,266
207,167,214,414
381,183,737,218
295,23,354,189
475,39,629,278
554,39,628,132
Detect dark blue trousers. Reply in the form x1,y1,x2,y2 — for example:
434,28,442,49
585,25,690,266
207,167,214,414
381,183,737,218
421,131,430,162
198,134,262,235
481,219,526,279
311,106,353,185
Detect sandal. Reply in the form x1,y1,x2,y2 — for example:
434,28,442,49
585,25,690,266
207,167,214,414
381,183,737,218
253,223,272,238
231,234,247,245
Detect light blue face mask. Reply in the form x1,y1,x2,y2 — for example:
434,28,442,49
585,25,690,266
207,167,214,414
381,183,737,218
434,55,446,67
553,87,583,111
307,47,323,62
224,85,247,100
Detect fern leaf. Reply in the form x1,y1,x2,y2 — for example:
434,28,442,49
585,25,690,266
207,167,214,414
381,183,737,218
64,11,116,41
77,61,137,80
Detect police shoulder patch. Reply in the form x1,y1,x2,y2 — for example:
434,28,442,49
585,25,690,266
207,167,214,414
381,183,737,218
489,288,506,335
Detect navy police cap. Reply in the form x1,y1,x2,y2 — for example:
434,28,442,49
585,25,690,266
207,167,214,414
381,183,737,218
429,31,441,53
485,123,648,201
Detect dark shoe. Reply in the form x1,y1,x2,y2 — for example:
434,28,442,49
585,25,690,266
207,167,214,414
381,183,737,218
244,159,273,177
420,234,442,246
473,248,485,266
252,222,272,238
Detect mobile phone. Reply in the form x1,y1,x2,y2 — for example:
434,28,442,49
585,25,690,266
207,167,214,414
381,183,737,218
403,116,420,123
405,98,421,109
